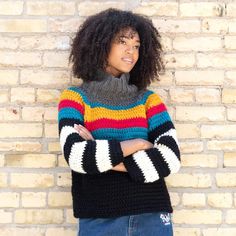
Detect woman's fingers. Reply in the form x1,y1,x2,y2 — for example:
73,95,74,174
74,124,94,140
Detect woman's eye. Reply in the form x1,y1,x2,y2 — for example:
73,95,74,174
120,40,126,45
134,45,140,50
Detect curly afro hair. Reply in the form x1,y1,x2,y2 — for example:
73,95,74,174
69,8,164,90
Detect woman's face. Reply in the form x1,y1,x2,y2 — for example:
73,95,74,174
105,28,140,77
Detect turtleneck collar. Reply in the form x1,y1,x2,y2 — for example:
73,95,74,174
80,70,145,105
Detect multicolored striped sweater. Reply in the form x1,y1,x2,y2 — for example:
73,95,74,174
58,72,181,218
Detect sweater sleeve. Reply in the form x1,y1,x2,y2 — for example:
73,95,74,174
123,92,181,183
58,88,124,174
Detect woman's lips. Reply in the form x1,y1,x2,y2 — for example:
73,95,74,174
121,57,134,64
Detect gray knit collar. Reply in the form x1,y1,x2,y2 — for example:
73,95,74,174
80,70,144,105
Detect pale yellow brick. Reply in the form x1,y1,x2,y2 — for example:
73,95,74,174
45,228,76,236
0,20,47,33
5,154,56,168
176,106,225,122
166,174,211,188
0,52,41,67
235,193,236,207
0,123,42,138
11,173,54,188
21,70,70,86
169,89,194,103
19,36,70,50
78,2,125,16
203,228,236,236
154,72,173,86
173,210,222,224
66,209,77,224
27,1,75,15
222,89,236,103
0,89,8,103
208,140,236,151
197,53,236,68
181,154,218,168
227,3,236,17
226,210,236,224
182,193,206,207
58,155,68,168
14,209,63,224
0,37,18,49
22,192,46,208
202,19,229,34
225,36,236,50
196,88,221,103
0,1,23,15
0,192,19,208
201,125,236,139
180,141,203,153
0,141,41,152
180,3,224,17
175,70,224,86
71,77,83,86
0,228,45,236
160,36,172,52
44,107,57,121
175,124,199,139
0,210,12,223
48,142,61,152
45,123,58,138
43,52,69,68
0,173,7,187
11,87,35,103
0,107,20,121
164,54,195,69
207,193,232,208
48,18,82,33
169,192,180,207
48,192,72,207
0,70,18,85
134,2,178,16
0,154,4,167
22,107,45,121
216,173,236,187
224,153,236,167
37,89,60,103
230,20,236,33
174,228,201,236
57,172,71,187
153,19,201,33
225,71,236,86
173,37,221,51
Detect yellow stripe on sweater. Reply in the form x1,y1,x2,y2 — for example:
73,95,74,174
59,89,84,105
84,104,145,121
145,93,163,110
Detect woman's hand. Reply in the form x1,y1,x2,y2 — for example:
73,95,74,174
74,124,94,140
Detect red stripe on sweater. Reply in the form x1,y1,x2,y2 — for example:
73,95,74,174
58,100,84,114
146,103,166,119
85,118,148,131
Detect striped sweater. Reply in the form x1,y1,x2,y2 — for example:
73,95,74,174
58,72,181,218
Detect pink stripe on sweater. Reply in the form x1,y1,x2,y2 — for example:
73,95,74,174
146,103,166,119
85,118,147,131
58,100,84,114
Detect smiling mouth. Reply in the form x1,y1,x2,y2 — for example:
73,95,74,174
122,58,134,64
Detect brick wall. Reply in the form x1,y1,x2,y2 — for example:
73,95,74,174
0,1,236,236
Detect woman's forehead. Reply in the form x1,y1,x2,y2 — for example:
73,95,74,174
115,27,139,40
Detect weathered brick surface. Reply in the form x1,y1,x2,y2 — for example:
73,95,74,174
1,1,236,234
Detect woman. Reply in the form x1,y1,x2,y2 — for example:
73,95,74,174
58,8,181,236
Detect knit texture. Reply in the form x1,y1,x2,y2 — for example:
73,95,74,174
58,72,181,218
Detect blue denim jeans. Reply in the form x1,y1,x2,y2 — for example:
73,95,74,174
77,212,173,236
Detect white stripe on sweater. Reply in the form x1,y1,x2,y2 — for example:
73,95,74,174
60,126,78,149
95,140,112,172
154,128,178,145
69,142,86,173
133,151,159,183
156,143,180,173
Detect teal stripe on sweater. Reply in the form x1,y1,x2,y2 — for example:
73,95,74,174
58,108,83,122
148,111,171,131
